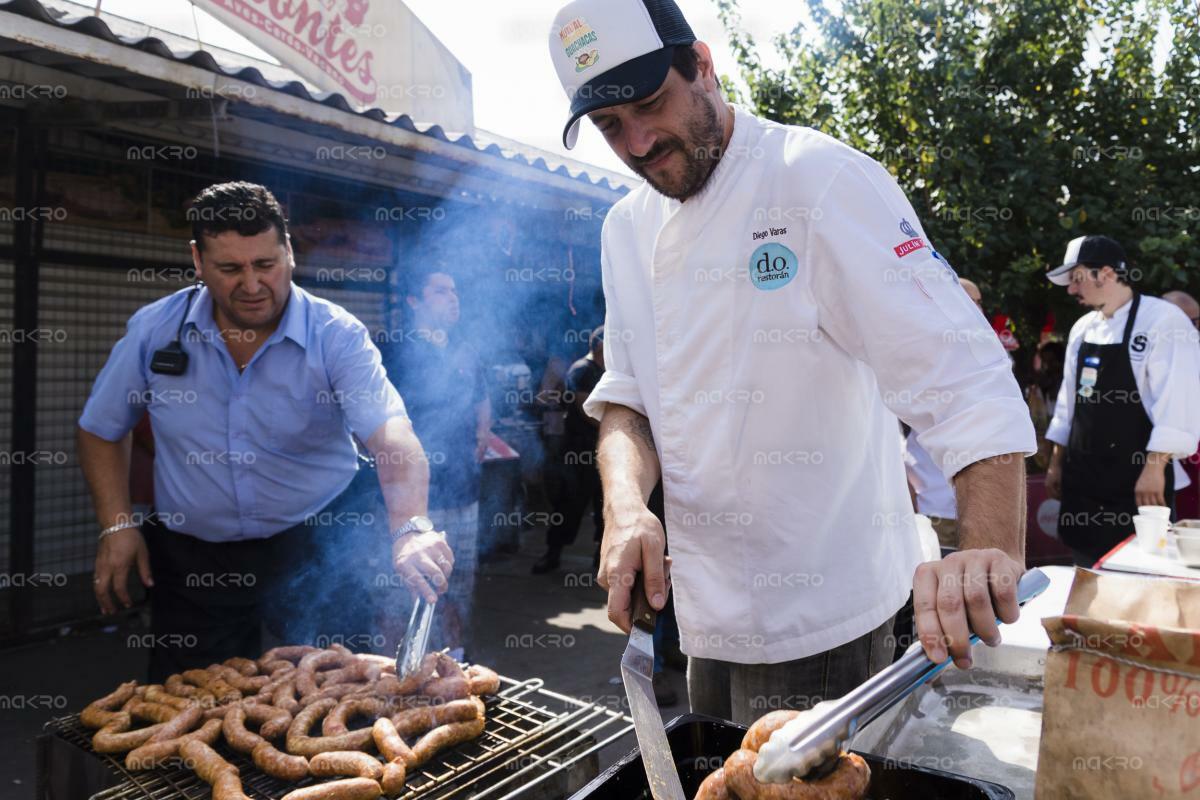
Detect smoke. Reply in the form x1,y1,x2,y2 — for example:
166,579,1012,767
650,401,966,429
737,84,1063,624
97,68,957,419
256,155,615,656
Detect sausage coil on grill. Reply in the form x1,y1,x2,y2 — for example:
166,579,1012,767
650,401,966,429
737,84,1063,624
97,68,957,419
740,710,802,754
465,665,500,696
309,750,385,781
694,767,734,800
125,718,222,770
721,748,871,800
81,681,137,729
92,713,169,754
410,715,486,767
252,741,310,782
279,777,382,800
286,697,373,756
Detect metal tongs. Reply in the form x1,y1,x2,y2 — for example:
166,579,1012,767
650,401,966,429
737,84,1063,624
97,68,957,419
395,596,437,678
771,568,1051,780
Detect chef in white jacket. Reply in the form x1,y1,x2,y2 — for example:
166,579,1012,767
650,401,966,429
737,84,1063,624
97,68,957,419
548,0,1037,724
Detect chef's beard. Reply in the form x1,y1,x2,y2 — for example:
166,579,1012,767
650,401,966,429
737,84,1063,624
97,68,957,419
630,87,725,202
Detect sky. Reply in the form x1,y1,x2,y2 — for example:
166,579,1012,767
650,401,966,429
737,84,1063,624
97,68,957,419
89,0,806,178
86,0,1170,181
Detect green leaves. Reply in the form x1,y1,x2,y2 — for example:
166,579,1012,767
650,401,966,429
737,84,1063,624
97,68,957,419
716,0,1199,345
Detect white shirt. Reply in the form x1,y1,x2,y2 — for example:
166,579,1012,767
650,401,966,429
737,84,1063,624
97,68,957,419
1045,296,1200,459
584,106,1036,664
904,430,957,519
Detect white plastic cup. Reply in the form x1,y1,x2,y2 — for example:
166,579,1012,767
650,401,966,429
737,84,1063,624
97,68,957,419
1138,505,1171,520
1133,515,1170,555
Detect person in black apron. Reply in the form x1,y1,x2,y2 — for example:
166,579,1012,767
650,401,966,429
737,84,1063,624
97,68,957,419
1044,235,1184,565
1056,292,1174,565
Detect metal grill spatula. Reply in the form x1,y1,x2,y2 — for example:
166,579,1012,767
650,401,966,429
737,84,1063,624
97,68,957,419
396,596,436,678
620,573,686,800
767,567,1052,781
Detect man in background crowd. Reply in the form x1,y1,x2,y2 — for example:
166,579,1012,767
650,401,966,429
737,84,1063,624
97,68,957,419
387,268,491,658
1044,235,1200,564
533,326,606,574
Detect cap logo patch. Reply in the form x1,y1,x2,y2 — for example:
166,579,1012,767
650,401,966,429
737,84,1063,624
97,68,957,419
560,17,600,72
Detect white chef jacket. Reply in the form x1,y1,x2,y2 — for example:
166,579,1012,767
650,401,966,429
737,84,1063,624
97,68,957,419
584,106,1037,664
1045,296,1200,459
904,430,957,519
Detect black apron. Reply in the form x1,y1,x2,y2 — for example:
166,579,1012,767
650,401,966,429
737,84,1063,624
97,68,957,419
1057,293,1174,564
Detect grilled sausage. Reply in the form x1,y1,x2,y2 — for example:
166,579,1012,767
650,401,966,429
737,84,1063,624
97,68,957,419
244,700,293,739
223,656,259,676
252,741,310,782
222,705,267,753
371,718,416,768
465,665,501,696
299,649,348,673
390,696,483,739
125,718,222,770
323,697,385,736
287,698,374,756
127,701,180,724
302,682,372,707
144,703,202,744
92,713,170,753
274,677,301,714
722,748,871,800
143,685,194,711
420,676,470,703
80,681,137,729
211,771,251,800
694,767,734,800
741,710,802,753
259,645,318,668
179,738,238,783
381,760,407,797
309,751,385,781
409,715,486,767
279,777,382,800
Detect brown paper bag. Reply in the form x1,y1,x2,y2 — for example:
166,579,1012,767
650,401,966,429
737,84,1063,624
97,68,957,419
1035,568,1200,799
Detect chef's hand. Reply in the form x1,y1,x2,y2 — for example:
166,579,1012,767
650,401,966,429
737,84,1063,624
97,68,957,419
1134,459,1167,507
913,549,1022,669
94,528,153,615
393,530,454,603
598,503,669,634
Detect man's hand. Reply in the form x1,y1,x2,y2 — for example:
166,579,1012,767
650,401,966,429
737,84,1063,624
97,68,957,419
1135,457,1168,507
913,549,1022,668
392,531,454,603
94,528,153,615
598,504,669,634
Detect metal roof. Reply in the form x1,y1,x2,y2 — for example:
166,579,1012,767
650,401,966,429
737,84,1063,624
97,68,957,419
0,0,635,195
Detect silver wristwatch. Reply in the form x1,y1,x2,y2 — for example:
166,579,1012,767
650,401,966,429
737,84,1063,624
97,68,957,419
391,515,435,541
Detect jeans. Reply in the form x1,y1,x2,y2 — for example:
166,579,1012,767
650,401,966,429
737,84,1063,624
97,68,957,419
686,615,897,726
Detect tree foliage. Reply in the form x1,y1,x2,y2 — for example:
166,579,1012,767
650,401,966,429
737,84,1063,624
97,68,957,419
715,0,1199,343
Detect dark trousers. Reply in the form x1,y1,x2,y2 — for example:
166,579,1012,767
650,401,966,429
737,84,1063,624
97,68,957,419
143,468,387,682
545,459,603,551
686,615,897,726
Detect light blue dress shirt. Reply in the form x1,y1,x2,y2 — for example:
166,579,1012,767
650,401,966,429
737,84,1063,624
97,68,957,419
79,284,406,542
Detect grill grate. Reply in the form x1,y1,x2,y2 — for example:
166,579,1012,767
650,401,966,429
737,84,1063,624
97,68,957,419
44,675,633,800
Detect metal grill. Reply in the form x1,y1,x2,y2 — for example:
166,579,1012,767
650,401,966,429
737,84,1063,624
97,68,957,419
44,675,634,800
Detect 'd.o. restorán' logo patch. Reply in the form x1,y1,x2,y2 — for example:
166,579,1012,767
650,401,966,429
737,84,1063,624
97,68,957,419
749,243,798,291
560,17,600,72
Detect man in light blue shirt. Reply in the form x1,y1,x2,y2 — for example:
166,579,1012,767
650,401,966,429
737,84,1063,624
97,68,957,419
78,182,452,679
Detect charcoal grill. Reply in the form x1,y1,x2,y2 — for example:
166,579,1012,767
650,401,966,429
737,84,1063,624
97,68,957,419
38,675,634,800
